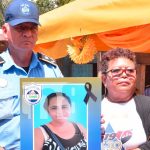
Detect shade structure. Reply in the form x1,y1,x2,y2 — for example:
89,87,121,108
26,0,150,63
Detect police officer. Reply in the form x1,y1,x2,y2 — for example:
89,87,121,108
0,0,63,149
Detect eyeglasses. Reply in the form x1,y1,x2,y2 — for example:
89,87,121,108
105,68,136,77
13,24,38,33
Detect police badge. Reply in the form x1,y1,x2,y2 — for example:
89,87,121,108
20,4,30,15
24,84,42,105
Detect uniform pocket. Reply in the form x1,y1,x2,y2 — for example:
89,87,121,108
0,96,19,120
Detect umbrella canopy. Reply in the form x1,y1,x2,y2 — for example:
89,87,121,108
14,0,150,63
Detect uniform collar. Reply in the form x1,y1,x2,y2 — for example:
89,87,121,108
30,52,42,70
1,49,41,72
0,49,14,71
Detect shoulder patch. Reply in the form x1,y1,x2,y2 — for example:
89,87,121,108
0,56,5,64
37,53,57,68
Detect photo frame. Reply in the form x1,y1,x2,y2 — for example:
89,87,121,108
20,77,101,150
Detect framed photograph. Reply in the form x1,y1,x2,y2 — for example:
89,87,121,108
20,77,101,150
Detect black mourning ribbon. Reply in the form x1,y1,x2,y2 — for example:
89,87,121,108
84,82,97,104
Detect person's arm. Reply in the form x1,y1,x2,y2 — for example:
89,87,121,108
138,141,150,150
134,95,150,150
34,128,45,150
77,124,87,139
0,147,5,150
126,141,150,150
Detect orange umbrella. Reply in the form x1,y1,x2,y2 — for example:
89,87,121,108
30,0,150,63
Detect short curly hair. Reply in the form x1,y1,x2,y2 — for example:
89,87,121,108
99,47,137,73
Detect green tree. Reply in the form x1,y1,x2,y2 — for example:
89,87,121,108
36,0,74,14
0,0,10,27
0,1,5,26
0,0,74,27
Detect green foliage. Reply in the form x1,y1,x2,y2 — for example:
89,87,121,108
0,0,75,27
0,0,10,27
0,16,4,26
36,0,56,14
36,0,75,14
58,0,74,6
0,2,4,26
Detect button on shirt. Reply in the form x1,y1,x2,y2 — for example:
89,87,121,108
0,50,63,150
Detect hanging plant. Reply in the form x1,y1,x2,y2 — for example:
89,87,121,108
67,35,97,64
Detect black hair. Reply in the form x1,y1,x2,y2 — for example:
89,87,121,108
44,92,71,111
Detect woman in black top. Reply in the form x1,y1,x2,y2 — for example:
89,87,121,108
34,92,87,150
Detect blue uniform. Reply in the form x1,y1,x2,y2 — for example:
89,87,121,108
0,50,63,150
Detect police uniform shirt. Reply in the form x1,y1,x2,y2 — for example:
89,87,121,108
0,50,63,149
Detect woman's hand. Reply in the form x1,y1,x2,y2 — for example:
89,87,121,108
127,148,141,150
101,114,105,140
